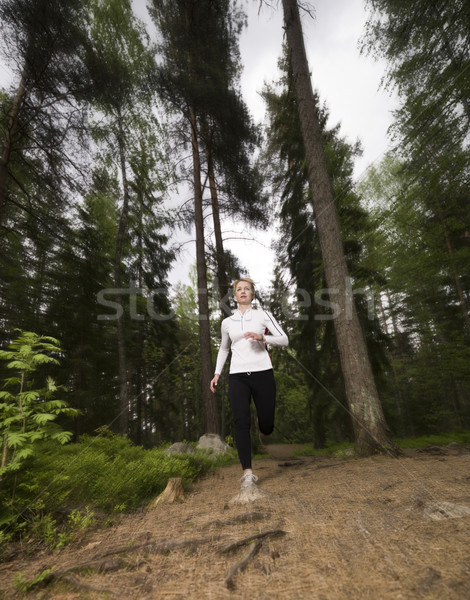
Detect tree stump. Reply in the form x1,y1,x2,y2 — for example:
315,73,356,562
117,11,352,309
147,477,185,509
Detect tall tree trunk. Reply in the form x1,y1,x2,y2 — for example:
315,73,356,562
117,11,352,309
0,71,27,220
201,117,231,318
378,292,407,433
385,289,400,339
282,0,400,456
189,106,220,434
135,210,144,445
114,112,130,435
208,157,231,318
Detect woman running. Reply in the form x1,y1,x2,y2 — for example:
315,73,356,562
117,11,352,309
210,278,288,490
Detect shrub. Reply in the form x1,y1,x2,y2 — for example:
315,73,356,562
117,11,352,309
0,432,236,549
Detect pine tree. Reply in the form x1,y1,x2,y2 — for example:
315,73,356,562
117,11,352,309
125,135,175,444
149,0,257,434
280,0,399,456
45,170,119,435
362,0,470,342
0,0,90,222
85,0,163,435
358,155,470,433
263,48,389,447
362,0,470,150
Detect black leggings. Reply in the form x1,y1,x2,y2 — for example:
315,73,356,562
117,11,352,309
229,369,276,470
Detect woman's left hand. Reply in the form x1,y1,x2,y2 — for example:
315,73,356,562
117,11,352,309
244,331,263,342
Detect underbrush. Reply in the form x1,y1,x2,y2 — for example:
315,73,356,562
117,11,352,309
0,434,236,553
294,440,354,457
393,431,470,449
296,430,470,456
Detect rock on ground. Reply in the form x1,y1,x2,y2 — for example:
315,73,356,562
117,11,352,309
164,442,195,455
196,433,230,454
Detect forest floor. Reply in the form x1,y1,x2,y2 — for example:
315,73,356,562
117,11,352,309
1,443,470,599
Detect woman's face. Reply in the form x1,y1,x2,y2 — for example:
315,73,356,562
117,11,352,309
234,281,254,306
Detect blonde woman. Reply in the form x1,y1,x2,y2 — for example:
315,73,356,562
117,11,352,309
210,278,288,490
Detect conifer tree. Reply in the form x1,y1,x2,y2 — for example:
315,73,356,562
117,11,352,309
85,0,164,435
149,0,261,433
362,0,470,149
0,0,89,223
263,48,389,447
358,155,470,433
280,0,399,456
362,0,470,341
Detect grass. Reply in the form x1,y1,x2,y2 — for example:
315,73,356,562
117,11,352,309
294,430,470,456
0,433,237,551
293,440,354,457
393,431,470,449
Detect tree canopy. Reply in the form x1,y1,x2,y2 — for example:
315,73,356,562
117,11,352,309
0,0,468,457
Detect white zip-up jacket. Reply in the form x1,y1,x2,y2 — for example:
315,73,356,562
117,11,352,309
214,308,288,375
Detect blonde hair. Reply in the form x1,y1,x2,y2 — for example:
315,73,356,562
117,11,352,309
232,277,255,295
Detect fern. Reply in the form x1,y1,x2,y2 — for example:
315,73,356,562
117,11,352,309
0,331,80,490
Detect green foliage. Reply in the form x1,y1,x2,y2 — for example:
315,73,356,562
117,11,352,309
87,0,155,113
357,155,470,436
1,0,176,449
0,331,79,485
362,0,470,150
360,1,470,441
296,440,355,457
274,371,312,443
15,568,54,592
82,0,176,442
395,431,470,449
296,431,470,455
0,433,236,547
31,507,95,550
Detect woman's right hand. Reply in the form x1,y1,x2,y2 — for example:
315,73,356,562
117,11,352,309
210,374,220,393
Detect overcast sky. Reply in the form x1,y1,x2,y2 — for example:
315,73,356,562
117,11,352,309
0,0,399,293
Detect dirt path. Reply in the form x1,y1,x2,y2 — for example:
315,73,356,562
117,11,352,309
1,445,470,599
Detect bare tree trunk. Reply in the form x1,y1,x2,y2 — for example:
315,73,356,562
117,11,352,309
0,71,27,220
378,293,406,431
385,289,400,338
189,106,220,434
115,112,130,436
135,210,144,445
208,158,231,317
200,117,231,318
282,0,400,456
